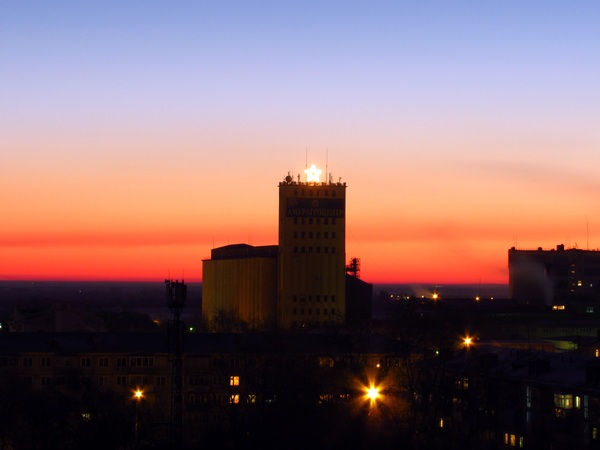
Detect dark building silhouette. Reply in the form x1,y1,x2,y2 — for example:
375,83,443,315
509,244,600,309
345,258,373,330
278,169,347,328
443,345,600,449
202,167,372,330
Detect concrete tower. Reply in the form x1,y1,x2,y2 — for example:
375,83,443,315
277,165,346,328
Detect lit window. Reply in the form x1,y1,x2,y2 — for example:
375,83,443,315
247,394,257,404
230,394,240,404
554,393,573,409
456,377,469,390
230,376,240,386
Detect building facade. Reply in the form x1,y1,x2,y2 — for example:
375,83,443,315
202,166,356,330
0,332,392,449
509,244,600,308
201,244,278,329
277,169,347,328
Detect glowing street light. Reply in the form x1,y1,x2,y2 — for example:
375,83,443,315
133,389,144,401
364,383,381,409
366,385,380,401
463,336,473,348
132,388,144,441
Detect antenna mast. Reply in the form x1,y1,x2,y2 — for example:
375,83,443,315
305,147,308,170
326,147,329,184
166,278,187,448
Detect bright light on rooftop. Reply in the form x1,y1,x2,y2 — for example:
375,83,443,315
305,164,322,182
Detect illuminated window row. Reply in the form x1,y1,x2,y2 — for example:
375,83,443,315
503,433,524,448
188,393,257,405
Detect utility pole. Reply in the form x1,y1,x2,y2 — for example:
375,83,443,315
166,279,186,448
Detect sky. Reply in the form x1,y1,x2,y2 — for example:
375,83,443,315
1,1,599,284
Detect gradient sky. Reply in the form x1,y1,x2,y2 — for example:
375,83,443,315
2,1,599,284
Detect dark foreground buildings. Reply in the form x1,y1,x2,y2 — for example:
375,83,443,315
6,324,600,449
0,331,401,449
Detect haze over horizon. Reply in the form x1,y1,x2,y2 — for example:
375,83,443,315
2,2,599,284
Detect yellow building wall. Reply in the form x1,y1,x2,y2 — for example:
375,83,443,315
277,181,346,328
202,257,278,329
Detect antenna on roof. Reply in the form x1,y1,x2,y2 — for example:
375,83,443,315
305,147,308,171
326,147,329,185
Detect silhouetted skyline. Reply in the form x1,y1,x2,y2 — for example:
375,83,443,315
2,2,599,284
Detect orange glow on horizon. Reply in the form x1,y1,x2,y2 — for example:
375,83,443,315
2,157,598,284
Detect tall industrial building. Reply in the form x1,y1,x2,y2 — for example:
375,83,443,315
509,244,600,308
277,166,347,328
202,165,368,330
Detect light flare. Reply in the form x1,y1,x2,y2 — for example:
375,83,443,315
304,164,322,182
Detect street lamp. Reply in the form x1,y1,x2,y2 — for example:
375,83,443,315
366,385,380,401
134,389,144,401
463,335,473,348
133,388,144,442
